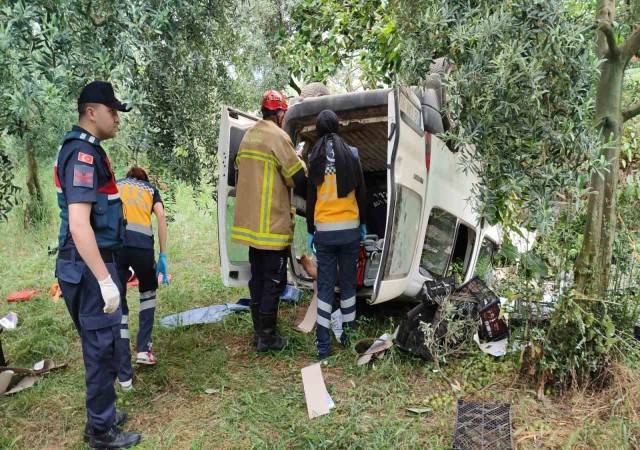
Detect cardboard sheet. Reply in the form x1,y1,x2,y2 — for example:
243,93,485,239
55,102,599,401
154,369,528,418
294,282,318,333
301,363,333,419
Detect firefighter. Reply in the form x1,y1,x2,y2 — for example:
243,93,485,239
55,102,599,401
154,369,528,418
232,90,306,351
54,81,141,448
306,110,367,361
115,166,168,390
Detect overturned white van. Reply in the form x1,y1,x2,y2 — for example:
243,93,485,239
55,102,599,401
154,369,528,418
217,86,500,304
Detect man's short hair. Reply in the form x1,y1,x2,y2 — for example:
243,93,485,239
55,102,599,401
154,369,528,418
78,102,100,118
261,107,284,119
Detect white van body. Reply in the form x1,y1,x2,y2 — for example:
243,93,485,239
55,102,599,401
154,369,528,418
217,86,501,305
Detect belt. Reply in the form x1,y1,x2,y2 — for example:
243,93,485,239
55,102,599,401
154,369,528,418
58,248,115,263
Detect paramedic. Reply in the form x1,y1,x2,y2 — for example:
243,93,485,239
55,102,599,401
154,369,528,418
306,109,367,361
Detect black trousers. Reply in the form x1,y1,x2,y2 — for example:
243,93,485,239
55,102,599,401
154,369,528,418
115,247,158,382
248,247,288,314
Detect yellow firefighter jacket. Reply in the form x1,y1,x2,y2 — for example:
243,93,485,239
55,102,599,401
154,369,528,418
232,119,304,250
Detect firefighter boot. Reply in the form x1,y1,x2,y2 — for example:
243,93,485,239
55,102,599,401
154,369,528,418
257,312,289,352
250,302,260,348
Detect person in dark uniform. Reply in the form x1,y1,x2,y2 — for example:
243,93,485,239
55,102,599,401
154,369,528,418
54,81,141,449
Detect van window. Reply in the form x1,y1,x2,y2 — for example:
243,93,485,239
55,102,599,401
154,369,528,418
474,238,498,281
448,224,476,278
421,209,457,277
384,186,422,279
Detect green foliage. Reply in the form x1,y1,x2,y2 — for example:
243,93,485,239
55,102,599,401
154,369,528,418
0,144,20,221
0,0,288,217
400,0,602,231
277,0,402,88
495,202,640,389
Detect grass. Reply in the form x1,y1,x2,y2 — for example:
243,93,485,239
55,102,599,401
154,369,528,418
0,168,639,449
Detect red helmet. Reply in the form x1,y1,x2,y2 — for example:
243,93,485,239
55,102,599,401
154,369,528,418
262,90,288,111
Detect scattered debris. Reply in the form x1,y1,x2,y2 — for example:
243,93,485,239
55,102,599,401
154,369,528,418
6,289,38,303
406,407,433,415
0,312,18,331
280,285,302,303
48,283,62,303
0,359,68,396
204,388,220,395
473,333,507,357
160,300,249,328
301,363,334,419
479,300,509,342
453,400,513,450
395,277,509,361
0,370,12,393
356,333,393,365
294,282,317,333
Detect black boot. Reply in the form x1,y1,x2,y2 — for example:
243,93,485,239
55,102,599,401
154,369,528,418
250,303,260,348
88,427,141,449
84,412,128,442
257,311,289,352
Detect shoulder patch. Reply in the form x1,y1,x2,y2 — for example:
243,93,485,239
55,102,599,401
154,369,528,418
78,152,94,165
73,164,95,188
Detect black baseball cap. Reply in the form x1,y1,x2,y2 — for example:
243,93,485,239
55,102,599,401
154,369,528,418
78,81,132,112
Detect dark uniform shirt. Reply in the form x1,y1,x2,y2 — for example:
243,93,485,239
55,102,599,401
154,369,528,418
54,125,125,251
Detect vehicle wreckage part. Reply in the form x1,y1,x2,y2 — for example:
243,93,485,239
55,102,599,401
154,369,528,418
453,400,513,450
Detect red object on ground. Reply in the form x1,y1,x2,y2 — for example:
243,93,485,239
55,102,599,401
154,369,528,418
126,274,171,287
7,289,38,303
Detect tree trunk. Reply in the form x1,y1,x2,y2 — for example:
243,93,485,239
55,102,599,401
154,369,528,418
575,1,625,296
24,133,44,225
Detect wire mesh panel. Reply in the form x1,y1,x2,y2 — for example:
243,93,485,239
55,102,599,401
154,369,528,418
453,400,513,450
450,277,500,309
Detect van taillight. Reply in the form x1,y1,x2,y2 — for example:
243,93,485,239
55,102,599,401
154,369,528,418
425,133,432,172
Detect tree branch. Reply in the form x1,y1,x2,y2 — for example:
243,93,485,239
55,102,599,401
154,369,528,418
621,27,640,62
623,100,640,122
289,75,301,94
597,21,619,59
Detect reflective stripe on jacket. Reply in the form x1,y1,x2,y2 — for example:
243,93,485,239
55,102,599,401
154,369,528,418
232,119,304,250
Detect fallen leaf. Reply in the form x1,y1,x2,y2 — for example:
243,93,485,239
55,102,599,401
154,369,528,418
406,407,433,415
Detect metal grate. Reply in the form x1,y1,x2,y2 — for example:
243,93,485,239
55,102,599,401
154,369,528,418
453,400,513,450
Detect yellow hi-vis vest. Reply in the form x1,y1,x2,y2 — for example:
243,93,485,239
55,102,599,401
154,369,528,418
314,171,360,232
232,119,304,250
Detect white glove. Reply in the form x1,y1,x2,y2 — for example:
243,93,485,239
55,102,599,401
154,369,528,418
98,275,120,314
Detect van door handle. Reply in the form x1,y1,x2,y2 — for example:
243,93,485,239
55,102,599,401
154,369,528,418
388,123,396,141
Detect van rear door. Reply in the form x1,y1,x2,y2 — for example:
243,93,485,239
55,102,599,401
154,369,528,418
371,87,427,304
217,106,259,287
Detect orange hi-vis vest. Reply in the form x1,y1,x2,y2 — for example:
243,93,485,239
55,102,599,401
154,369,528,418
117,178,162,249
